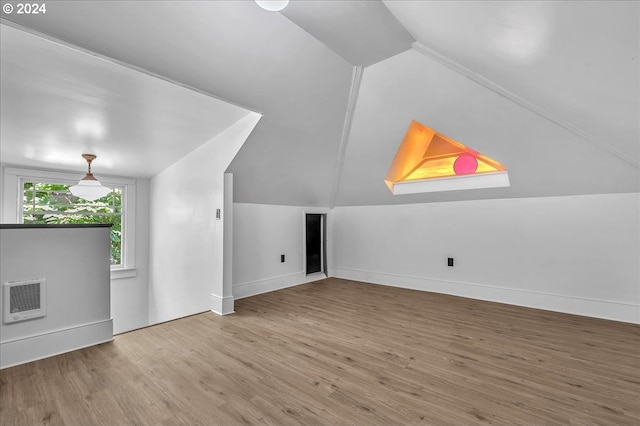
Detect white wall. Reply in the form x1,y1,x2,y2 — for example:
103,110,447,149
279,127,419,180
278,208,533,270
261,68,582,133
0,226,113,368
332,193,640,324
148,113,260,323
111,178,150,334
233,203,330,299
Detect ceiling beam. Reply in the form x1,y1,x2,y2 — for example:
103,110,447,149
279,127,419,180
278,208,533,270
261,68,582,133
329,65,364,208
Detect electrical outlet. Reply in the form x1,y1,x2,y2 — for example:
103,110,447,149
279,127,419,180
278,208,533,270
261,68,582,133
447,257,454,267
281,254,285,263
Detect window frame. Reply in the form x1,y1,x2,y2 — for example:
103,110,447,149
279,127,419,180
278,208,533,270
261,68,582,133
3,166,137,280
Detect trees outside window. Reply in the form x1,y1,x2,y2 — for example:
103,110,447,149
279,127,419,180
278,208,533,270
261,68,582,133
22,182,123,265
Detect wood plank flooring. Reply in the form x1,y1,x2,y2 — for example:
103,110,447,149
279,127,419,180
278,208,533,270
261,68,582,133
1,278,639,425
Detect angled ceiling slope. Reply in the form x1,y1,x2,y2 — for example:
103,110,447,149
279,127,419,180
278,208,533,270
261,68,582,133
0,23,253,178
282,0,414,66
2,1,355,207
335,48,639,206
3,1,639,208
383,0,640,167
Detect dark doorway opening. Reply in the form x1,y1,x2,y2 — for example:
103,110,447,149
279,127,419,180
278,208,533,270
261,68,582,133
305,213,326,275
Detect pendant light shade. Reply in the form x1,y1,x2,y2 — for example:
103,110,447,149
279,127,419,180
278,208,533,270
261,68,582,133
255,0,289,12
69,154,111,201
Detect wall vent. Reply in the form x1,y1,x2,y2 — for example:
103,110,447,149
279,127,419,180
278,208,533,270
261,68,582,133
3,279,46,324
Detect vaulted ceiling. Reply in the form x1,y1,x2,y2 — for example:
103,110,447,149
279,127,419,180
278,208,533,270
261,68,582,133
1,0,638,207
0,24,253,177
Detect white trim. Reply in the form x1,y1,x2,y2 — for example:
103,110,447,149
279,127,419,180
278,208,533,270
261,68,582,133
210,294,235,316
223,173,234,298
110,267,137,280
412,41,639,169
0,319,113,369
392,171,510,194
233,271,303,288
2,165,137,272
233,272,327,300
333,267,640,324
329,65,364,208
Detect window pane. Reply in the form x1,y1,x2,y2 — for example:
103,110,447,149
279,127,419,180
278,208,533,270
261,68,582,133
22,181,123,265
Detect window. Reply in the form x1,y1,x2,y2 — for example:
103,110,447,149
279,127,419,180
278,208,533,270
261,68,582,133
22,181,123,265
385,120,510,194
2,167,136,278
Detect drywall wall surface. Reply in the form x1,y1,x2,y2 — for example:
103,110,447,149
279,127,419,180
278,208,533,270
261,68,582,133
0,226,113,368
148,113,260,324
332,193,640,323
111,178,150,334
233,203,330,299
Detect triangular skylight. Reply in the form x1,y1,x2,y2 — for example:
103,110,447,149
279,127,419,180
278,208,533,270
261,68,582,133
385,121,510,195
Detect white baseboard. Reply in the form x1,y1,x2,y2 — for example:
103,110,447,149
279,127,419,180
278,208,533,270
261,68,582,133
210,294,235,316
0,319,114,369
233,271,327,300
333,267,640,324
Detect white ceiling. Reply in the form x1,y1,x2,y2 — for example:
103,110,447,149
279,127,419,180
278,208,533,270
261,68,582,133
1,0,638,206
1,0,355,206
336,48,639,205
281,0,413,66
0,24,252,178
383,0,639,165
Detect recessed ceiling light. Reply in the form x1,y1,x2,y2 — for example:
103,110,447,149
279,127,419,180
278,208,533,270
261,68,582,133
255,0,289,12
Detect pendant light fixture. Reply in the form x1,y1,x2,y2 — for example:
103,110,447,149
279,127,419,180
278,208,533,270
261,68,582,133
255,0,289,12
69,154,111,201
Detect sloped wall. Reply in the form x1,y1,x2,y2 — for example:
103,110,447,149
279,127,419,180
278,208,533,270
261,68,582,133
148,113,260,324
335,48,639,207
332,193,640,323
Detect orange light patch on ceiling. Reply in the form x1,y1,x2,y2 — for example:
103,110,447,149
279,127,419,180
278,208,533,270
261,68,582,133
385,121,510,195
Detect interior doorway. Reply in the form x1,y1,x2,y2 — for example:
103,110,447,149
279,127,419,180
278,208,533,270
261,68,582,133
305,213,326,275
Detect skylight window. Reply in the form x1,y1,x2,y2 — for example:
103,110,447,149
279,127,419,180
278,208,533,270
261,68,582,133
385,121,509,194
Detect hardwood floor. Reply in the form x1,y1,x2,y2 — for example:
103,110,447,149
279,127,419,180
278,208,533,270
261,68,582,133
1,278,639,425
